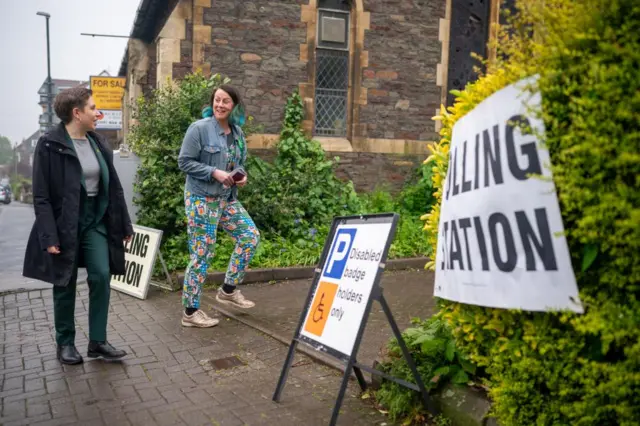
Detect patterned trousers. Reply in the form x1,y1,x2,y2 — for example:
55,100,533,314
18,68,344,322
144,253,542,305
182,192,260,308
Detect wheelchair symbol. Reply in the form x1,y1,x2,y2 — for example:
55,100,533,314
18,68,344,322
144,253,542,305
312,293,326,323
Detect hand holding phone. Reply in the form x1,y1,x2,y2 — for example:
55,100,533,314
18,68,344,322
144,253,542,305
231,169,246,182
232,169,247,187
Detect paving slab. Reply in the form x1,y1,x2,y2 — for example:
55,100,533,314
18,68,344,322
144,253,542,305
202,269,437,372
0,286,391,425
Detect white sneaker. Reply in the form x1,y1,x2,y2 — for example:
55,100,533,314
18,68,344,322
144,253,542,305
216,288,255,309
181,310,219,328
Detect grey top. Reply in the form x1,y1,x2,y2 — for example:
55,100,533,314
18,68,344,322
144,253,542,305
72,138,101,197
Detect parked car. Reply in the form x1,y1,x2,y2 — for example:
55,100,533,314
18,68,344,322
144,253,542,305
0,185,12,204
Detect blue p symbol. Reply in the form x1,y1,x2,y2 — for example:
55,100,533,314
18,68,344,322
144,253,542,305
323,228,356,279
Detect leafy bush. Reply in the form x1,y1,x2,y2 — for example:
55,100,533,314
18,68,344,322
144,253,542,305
361,187,434,259
9,174,31,200
397,162,437,217
376,315,477,423
241,91,361,239
420,1,640,425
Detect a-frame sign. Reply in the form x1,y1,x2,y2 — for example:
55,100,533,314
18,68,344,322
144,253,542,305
273,213,436,425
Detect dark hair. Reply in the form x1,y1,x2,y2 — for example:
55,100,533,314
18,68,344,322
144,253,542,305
54,86,92,124
211,84,242,108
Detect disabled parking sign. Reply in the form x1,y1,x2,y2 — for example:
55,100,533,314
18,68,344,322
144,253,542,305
300,221,393,356
274,214,436,426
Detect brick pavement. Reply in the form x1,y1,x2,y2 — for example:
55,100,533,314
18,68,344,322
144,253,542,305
0,286,391,426
202,269,437,370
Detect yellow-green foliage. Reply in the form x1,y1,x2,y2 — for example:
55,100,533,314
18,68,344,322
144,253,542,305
423,0,640,424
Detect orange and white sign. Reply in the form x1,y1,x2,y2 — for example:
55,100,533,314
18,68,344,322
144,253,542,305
304,282,339,337
300,222,393,356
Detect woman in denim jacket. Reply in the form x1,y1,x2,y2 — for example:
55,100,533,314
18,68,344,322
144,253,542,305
177,85,260,327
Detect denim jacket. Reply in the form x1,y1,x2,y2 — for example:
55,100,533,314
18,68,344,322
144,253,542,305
177,118,247,198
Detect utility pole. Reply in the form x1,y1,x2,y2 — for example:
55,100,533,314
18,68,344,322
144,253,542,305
37,12,53,131
13,144,18,179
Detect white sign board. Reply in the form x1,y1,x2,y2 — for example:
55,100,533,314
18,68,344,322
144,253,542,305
96,110,122,130
110,225,162,300
434,77,583,313
300,222,393,356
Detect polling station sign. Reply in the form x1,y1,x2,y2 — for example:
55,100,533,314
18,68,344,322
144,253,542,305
110,225,162,300
90,76,125,110
434,77,582,313
299,217,395,357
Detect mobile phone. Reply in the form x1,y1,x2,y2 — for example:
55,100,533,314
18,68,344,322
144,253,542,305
231,169,246,182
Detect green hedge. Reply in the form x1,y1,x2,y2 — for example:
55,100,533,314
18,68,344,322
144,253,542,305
419,0,640,425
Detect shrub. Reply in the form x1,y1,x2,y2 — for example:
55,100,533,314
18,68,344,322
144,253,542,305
398,162,437,217
240,91,361,239
376,315,478,423
421,0,640,424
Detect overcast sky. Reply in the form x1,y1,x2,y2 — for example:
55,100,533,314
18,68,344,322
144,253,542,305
0,0,141,145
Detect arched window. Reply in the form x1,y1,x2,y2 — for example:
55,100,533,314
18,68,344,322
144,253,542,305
314,0,351,137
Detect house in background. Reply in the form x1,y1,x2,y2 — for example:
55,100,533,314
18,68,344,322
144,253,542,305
37,78,87,133
16,130,41,176
119,0,513,193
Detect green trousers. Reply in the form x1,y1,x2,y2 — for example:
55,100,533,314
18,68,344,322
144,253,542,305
53,197,111,346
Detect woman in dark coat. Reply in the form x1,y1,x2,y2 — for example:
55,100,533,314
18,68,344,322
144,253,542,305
23,87,134,365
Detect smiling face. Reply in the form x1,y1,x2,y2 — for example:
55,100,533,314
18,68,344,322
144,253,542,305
73,96,100,132
213,89,234,122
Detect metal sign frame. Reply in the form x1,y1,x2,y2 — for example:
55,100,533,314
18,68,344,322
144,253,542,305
273,213,436,425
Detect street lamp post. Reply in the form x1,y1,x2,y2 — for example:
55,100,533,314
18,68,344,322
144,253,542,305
36,12,53,131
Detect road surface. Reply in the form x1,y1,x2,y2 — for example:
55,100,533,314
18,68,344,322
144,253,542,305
0,202,86,293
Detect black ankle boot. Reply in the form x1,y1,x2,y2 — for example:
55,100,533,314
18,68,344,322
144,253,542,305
87,341,127,360
57,345,83,365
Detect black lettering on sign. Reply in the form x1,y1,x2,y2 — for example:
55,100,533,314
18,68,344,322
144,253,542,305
449,220,464,270
126,260,143,287
140,234,150,257
126,232,150,258
461,141,472,193
488,213,517,272
458,218,473,271
473,216,490,271
442,211,559,273
474,134,480,190
515,208,557,271
452,147,460,197
441,221,449,269
506,115,542,180
483,125,504,188
445,159,452,200
112,260,143,287
132,234,143,256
